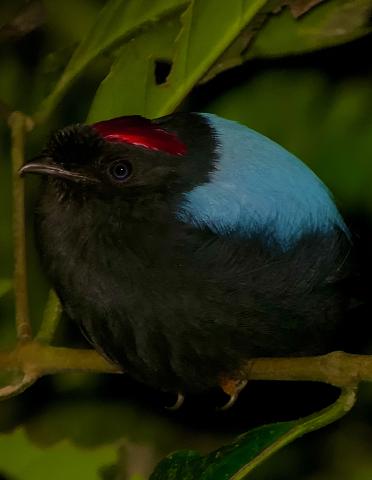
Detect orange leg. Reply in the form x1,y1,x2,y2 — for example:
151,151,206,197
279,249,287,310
218,377,248,410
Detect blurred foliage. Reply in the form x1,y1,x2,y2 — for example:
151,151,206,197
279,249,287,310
0,279,12,298
0,428,118,480
1,0,372,478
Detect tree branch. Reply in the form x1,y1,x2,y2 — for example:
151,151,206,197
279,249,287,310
0,343,122,376
244,351,366,387
1,345,372,401
9,111,34,341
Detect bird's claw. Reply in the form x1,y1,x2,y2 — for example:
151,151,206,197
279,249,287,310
165,391,185,410
218,392,239,411
217,378,248,411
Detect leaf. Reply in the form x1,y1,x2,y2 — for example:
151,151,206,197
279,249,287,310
150,423,295,480
247,0,372,59
200,14,266,85
0,428,118,480
34,0,189,124
88,0,268,121
43,0,103,46
202,0,372,83
150,388,356,479
155,0,268,116
0,279,12,297
88,17,181,121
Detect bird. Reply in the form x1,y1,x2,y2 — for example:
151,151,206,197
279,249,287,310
20,112,352,409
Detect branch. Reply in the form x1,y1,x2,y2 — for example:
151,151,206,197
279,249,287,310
1,345,372,401
9,111,34,341
0,372,38,400
0,342,121,399
244,351,366,387
0,343,122,376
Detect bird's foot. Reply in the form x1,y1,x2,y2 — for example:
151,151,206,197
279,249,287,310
217,377,248,411
165,391,185,410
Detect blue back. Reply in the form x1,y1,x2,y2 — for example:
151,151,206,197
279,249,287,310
176,113,349,249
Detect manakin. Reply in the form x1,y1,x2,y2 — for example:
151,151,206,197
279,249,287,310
20,113,351,409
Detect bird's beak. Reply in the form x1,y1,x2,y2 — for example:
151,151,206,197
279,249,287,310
18,158,97,184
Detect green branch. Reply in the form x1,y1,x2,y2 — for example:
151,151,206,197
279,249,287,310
1,346,371,401
0,343,121,399
244,351,365,387
9,112,34,342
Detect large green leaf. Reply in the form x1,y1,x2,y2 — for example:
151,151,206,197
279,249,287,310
88,0,372,121
202,0,372,83
88,0,267,121
88,17,181,121
150,388,356,479
247,0,372,59
0,428,118,480
150,423,294,480
43,0,102,46
34,0,189,124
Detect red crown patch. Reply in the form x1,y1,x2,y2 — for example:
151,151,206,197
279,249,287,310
91,116,187,156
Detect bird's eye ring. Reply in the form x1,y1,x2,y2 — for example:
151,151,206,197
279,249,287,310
108,161,132,182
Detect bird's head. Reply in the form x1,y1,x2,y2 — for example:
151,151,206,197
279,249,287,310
19,114,214,202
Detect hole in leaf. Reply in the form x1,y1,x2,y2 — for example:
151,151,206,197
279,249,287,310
154,60,172,85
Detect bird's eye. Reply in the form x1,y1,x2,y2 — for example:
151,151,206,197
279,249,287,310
108,161,132,182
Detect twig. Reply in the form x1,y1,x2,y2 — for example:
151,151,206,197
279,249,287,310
0,372,38,400
36,290,62,344
8,111,34,341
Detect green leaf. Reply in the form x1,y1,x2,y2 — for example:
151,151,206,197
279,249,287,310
34,0,189,124
0,428,118,480
88,16,181,121
150,388,356,479
150,423,295,480
150,450,204,480
202,0,372,83
0,279,12,297
247,0,372,59
88,0,267,121
154,0,267,117
43,0,102,46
